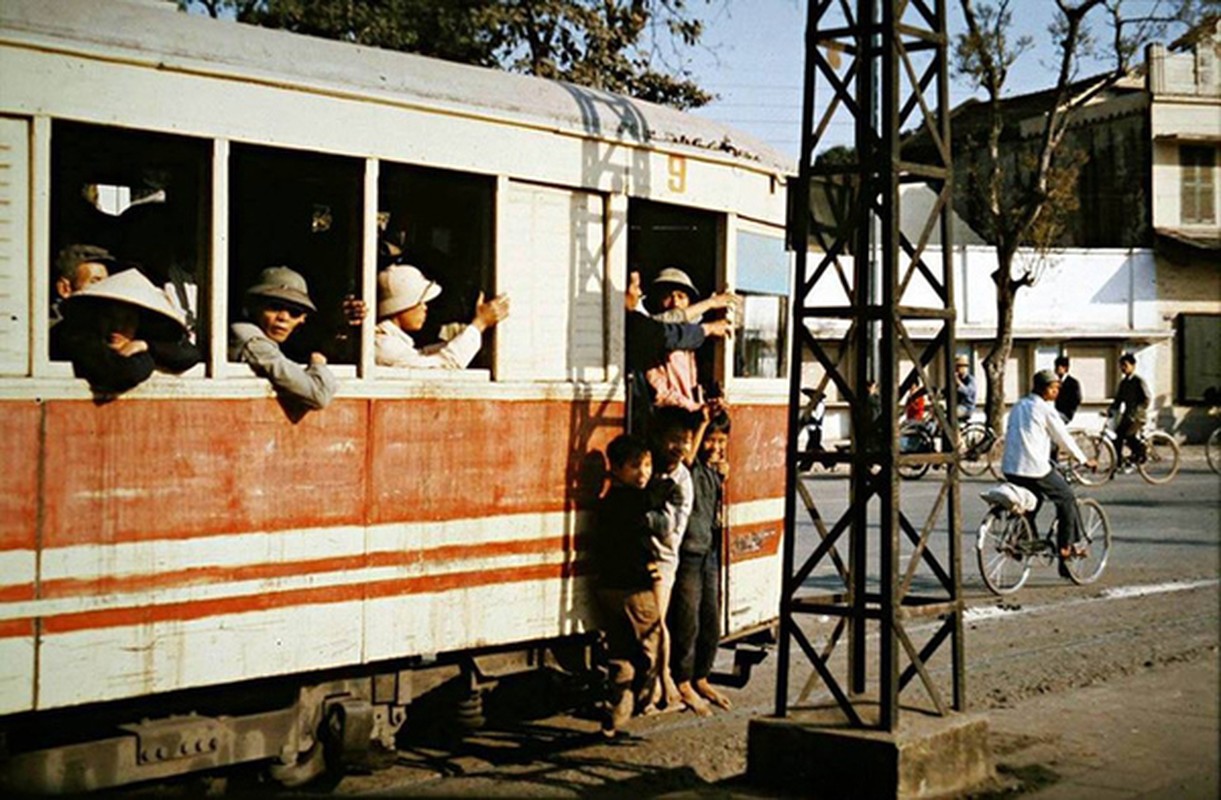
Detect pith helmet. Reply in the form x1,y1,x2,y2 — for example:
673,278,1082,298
245,266,317,313
377,264,441,319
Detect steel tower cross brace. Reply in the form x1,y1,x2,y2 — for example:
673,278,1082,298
776,0,963,731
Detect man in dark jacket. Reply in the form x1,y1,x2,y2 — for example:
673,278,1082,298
1054,356,1082,423
1108,353,1151,466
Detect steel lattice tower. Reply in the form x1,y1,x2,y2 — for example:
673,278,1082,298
776,0,963,730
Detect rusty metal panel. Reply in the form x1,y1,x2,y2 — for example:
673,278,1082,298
41,398,369,546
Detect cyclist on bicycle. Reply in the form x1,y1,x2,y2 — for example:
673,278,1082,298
953,355,977,424
1001,369,1097,575
1107,352,1150,471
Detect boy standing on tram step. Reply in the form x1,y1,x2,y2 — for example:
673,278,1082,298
668,408,734,716
374,263,509,369
646,406,697,711
592,434,675,737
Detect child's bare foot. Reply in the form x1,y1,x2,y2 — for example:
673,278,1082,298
677,681,713,716
662,674,683,709
695,678,732,710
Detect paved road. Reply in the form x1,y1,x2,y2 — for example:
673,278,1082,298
301,460,1217,798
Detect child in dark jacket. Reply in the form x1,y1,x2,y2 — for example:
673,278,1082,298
593,434,679,736
668,409,734,714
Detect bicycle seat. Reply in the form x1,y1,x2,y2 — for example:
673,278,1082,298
980,483,1038,514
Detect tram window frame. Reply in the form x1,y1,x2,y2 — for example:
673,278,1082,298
227,144,364,377
48,121,211,376
374,162,496,377
732,227,791,383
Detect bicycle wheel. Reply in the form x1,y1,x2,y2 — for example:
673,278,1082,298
1065,498,1111,586
986,435,1006,479
1137,431,1180,484
1071,432,1115,486
958,424,991,478
898,427,932,480
1208,428,1221,476
977,510,1034,595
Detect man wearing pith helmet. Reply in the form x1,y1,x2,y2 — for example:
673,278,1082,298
374,263,509,369
229,266,336,411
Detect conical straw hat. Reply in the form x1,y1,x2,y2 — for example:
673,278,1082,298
64,268,187,335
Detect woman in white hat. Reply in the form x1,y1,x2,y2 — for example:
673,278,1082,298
51,268,201,395
374,264,509,369
230,266,337,410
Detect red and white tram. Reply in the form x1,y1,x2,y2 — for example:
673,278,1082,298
0,0,793,791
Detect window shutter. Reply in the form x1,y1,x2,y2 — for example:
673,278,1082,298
496,182,606,382
0,117,30,376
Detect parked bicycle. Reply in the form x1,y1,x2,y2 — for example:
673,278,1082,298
976,480,1112,595
1205,399,1220,476
1208,426,1220,476
1072,419,1180,485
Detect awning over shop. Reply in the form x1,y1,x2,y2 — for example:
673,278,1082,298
1155,227,1221,264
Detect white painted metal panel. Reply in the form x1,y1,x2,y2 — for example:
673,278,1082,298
0,116,29,375
725,498,785,635
37,602,366,709
497,182,606,382
0,549,35,713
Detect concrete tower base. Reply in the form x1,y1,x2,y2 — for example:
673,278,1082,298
747,704,994,799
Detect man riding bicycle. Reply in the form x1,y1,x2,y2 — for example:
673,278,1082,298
1001,370,1097,575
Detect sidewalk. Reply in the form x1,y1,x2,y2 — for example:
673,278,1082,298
664,651,1219,799
982,650,1219,799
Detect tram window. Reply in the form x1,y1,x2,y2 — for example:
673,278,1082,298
377,164,495,370
50,121,210,358
628,200,721,385
229,145,363,365
734,231,790,379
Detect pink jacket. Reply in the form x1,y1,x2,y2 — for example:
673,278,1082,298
646,348,702,411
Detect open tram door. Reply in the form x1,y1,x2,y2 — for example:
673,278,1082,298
625,199,743,645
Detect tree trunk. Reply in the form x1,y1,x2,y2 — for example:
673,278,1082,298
983,252,1018,435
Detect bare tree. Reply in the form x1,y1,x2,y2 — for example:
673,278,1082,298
954,0,1204,432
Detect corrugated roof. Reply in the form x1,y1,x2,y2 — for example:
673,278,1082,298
0,0,794,174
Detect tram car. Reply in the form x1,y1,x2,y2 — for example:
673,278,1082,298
0,0,793,791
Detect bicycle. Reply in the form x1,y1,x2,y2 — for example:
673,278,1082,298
898,419,937,480
1074,418,1180,485
1205,402,1220,476
958,420,1003,478
977,480,1112,595
1061,428,1116,487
